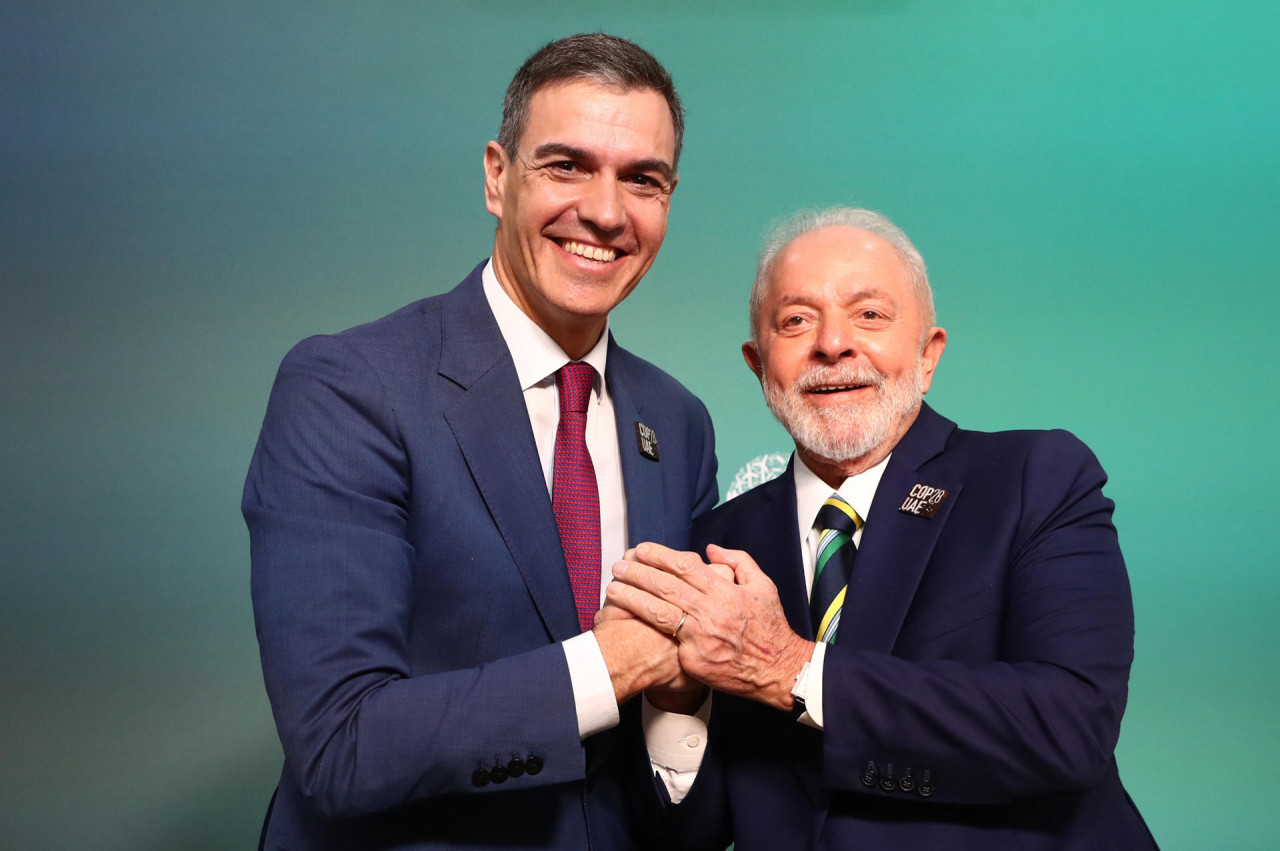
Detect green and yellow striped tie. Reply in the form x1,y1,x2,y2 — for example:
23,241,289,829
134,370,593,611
811,494,863,643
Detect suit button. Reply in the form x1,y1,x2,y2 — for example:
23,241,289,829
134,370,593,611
917,769,934,798
898,769,915,793
879,763,896,792
860,762,879,788
525,755,544,775
507,757,526,778
490,762,509,784
471,768,490,788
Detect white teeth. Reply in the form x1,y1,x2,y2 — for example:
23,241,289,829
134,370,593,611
562,240,617,263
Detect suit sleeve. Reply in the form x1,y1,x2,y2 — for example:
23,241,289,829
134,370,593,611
243,335,583,819
820,429,1135,804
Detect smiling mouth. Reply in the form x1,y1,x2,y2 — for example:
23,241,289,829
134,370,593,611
809,383,871,394
558,239,619,263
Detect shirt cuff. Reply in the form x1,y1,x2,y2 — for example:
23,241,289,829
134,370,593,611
797,641,826,729
563,631,620,739
644,692,711,804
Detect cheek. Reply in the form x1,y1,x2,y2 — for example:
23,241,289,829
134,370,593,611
765,349,807,386
634,203,669,244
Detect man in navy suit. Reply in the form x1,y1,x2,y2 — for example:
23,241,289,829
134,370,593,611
607,208,1158,848
243,34,717,849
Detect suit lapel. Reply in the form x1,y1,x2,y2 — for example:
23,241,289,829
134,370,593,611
607,343,666,548
838,404,960,653
439,270,581,642
728,470,814,641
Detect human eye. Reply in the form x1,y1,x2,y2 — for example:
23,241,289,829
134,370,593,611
778,312,812,333
623,172,669,196
539,160,587,181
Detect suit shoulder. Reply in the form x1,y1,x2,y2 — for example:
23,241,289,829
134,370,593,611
946,422,1097,463
939,423,1110,502
279,289,451,375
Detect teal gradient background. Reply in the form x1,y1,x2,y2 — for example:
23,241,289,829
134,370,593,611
4,2,1278,847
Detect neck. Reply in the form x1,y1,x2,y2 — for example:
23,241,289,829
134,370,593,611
796,444,891,490
551,321,606,361
490,262,606,360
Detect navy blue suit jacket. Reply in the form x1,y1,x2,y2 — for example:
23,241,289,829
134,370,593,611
243,264,718,849
669,404,1156,850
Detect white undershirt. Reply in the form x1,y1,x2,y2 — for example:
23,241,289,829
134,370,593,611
646,450,889,801
481,261,625,738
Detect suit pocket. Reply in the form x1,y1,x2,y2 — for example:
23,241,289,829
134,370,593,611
894,585,1000,655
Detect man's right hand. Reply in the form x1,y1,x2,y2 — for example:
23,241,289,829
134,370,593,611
594,613,695,705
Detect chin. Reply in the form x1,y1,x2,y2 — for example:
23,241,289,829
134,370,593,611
764,371,923,466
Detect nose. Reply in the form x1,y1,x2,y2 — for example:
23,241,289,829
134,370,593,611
578,175,626,234
813,315,857,363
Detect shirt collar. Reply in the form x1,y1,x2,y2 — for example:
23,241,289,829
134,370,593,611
482,259,610,393
793,449,891,531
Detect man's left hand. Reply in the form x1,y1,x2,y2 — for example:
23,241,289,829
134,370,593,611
606,542,814,711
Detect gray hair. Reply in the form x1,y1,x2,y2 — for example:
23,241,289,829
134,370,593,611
497,33,685,170
749,207,936,344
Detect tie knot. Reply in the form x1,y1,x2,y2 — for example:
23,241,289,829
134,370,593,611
557,362,595,414
815,494,862,537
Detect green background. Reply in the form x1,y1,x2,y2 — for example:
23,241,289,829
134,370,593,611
4,2,1278,847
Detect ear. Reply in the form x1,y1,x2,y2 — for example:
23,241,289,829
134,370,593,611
483,141,509,219
742,341,765,382
918,326,947,394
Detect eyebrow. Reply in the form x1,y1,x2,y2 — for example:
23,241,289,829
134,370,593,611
529,142,674,182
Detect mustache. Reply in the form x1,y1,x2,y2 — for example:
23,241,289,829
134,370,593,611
790,363,886,394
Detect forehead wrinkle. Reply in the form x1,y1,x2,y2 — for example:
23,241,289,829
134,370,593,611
770,285,901,313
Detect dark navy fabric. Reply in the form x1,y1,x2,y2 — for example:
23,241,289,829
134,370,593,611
666,404,1157,850
244,263,718,849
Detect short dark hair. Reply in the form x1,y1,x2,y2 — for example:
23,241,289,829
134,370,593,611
497,33,684,169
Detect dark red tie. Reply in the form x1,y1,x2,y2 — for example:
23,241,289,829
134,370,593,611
552,362,601,632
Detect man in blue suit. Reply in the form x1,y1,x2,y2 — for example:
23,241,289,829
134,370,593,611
243,34,717,849
607,208,1158,848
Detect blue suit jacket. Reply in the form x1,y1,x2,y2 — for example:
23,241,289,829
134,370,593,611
668,404,1156,850
243,263,718,849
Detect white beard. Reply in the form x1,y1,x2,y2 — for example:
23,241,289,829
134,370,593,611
762,360,923,465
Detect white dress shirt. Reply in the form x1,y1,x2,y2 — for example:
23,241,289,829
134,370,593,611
646,450,890,800
481,261,625,739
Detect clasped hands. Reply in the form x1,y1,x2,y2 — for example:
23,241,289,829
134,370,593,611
593,543,814,714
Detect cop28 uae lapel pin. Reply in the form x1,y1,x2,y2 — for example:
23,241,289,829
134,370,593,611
899,483,948,518
634,422,660,462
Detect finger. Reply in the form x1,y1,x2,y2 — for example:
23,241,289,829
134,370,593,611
604,576,689,636
702,546,736,582
708,562,734,582
706,545,770,586
594,598,635,624
633,542,729,594
613,558,702,612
